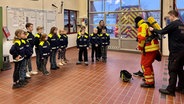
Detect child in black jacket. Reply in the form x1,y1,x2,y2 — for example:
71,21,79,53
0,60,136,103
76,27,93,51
25,23,38,76
76,30,89,66
39,34,51,75
90,28,100,62
10,29,26,89
58,30,68,66
34,26,43,72
99,28,110,63
48,27,59,70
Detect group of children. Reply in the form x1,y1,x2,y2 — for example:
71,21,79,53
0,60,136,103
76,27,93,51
9,23,110,89
76,26,110,65
10,23,68,89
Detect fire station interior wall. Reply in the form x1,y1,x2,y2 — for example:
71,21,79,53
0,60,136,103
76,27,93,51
0,0,85,62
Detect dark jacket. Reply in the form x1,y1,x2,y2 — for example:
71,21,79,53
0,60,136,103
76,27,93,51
153,19,184,53
90,33,100,46
39,41,51,58
21,39,33,59
34,33,42,49
27,31,35,48
48,33,59,50
10,39,26,60
99,33,110,46
58,34,68,48
77,33,89,48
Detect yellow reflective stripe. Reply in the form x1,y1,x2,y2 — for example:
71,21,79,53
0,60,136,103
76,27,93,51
77,35,81,39
146,79,154,82
90,34,94,36
144,75,154,79
35,33,40,38
84,35,88,38
39,41,44,46
48,34,52,38
141,65,145,72
14,40,21,46
58,34,61,38
106,33,109,36
21,39,26,44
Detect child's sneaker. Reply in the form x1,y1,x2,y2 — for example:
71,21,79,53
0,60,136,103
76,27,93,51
84,62,89,66
30,71,38,75
61,59,66,65
58,62,63,66
26,72,31,78
76,61,82,65
44,71,50,76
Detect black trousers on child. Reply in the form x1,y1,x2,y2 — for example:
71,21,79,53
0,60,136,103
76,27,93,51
167,50,184,93
91,45,98,60
40,57,49,74
101,46,108,61
79,47,88,62
35,48,41,71
13,60,23,83
97,45,102,59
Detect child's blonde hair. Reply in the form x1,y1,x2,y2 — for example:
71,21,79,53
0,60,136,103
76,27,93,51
13,29,24,42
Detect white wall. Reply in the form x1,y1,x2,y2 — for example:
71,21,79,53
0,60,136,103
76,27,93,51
162,0,173,56
0,0,80,61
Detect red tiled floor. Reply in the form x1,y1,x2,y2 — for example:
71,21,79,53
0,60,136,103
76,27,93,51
0,48,184,104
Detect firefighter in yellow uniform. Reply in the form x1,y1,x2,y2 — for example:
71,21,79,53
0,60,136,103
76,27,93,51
134,16,160,88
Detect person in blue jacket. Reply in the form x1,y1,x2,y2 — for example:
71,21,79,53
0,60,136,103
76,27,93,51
90,28,100,62
25,23,38,76
10,29,26,89
76,29,89,66
39,33,51,75
99,28,110,63
58,29,68,66
48,27,59,70
34,26,43,72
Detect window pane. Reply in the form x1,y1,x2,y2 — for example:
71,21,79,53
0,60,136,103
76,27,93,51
64,10,69,33
106,14,118,24
90,0,104,12
140,0,160,10
89,25,97,34
176,0,184,9
105,0,121,11
122,0,139,6
178,10,184,21
70,11,77,33
89,14,104,24
106,25,119,38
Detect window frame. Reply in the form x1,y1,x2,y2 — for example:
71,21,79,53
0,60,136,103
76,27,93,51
64,9,78,34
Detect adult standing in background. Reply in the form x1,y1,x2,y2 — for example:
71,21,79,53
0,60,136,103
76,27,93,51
97,20,107,61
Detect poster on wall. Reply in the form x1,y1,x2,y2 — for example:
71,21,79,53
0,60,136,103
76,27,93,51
6,7,57,40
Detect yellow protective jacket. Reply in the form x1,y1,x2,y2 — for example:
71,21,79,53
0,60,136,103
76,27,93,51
137,19,159,52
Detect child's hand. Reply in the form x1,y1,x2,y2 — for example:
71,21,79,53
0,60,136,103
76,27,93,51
87,47,89,50
95,44,98,47
15,55,21,60
58,48,61,51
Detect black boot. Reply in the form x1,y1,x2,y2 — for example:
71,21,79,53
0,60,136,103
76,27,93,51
12,83,23,89
159,88,175,96
140,83,155,88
